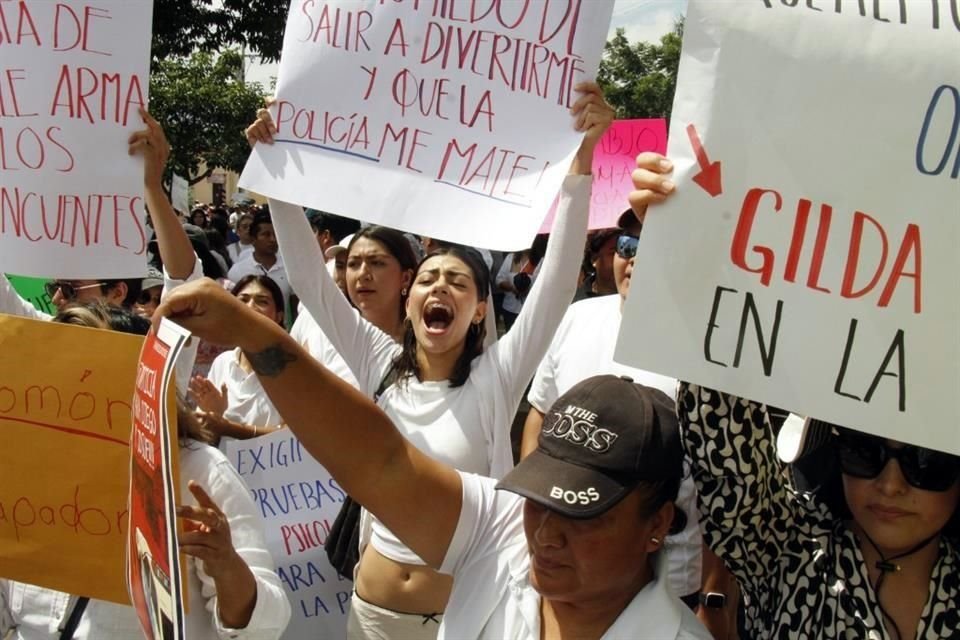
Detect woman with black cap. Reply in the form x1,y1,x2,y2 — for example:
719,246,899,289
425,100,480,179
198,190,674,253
630,153,960,639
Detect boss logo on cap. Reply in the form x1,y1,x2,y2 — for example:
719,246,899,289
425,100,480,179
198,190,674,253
542,405,619,453
550,486,600,505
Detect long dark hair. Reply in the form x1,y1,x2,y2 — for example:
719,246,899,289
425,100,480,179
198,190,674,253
392,245,492,388
346,225,418,317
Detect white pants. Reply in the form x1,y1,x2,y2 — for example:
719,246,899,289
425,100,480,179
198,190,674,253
345,592,443,640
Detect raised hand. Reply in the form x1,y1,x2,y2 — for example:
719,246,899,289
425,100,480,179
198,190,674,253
628,152,675,219
189,376,228,416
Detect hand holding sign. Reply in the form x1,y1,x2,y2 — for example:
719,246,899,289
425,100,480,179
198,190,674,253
570,82,615,175
627,153,676,219
128,108,172,190
245,104,278,147
154,279,270,352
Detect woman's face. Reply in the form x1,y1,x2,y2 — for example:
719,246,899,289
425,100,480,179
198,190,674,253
235,282,282,325
191,211,206,227
346,237,411,325
843,443,960,556
406,254,485,356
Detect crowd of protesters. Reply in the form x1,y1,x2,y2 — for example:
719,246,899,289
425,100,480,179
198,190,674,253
0,75,957,640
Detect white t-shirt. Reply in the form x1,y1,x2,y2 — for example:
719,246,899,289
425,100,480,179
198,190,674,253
207,349,284,428
0,442,291,640
496,253,526,315
269,175,592,566
289,307,359,390
226,254,291,309
527,294,702,597
437,473,712,640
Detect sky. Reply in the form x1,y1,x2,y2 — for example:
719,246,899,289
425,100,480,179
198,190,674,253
245,0,689,87
609,0,687,44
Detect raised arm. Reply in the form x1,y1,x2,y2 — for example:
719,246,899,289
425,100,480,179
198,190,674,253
155,280,463,569
0,275,51,321
679,384,801,594
128,109,196,280
494,83,612,403
268,198,397,394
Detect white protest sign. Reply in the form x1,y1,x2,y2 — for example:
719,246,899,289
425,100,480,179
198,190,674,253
0,1,153,278
170,174,190,215
616,0,960,454
223,431,351,639
240,0,614,250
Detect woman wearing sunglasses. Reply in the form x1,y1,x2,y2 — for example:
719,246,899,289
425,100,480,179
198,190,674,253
631,153,960,639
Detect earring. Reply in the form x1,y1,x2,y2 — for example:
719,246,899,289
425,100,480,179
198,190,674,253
401,288,408,296
650,537,661,546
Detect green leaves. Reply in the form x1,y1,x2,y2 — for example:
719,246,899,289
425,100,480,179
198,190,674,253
598,19,684,124
148,50,267,187
151,0,287,63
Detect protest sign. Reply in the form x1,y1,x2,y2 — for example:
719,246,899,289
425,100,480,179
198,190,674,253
128,318,189,640
0,315,141,603
0,0,153,278
539,118,667,232
5,274,54,315
171,174,190,215
240,0,615,250
616,0,960,454
223,431,351,639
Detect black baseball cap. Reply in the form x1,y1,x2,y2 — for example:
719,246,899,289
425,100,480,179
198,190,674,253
617,208,643,230
497,375,682,519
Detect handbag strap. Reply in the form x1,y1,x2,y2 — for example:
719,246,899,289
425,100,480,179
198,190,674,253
59,597,89,640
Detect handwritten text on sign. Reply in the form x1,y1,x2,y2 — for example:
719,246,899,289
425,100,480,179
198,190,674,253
224,431,351,640
0,315,143,603
616,0,960,454
240,0,614,250
540,118,667,232
0,0,153,278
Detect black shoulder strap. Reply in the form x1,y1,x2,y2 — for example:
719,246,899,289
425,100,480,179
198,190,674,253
373,362,400,403
59,597,89,640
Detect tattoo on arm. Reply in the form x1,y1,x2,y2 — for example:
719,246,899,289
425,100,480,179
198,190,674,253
244,344,297,377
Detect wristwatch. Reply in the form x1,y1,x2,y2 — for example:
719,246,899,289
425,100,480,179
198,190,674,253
700,592,727,609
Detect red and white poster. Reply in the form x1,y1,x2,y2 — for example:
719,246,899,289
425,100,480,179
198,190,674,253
616,0,959,454
127,318,191,640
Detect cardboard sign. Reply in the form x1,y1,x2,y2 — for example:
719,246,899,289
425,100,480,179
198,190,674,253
240,0,615,250
616,1,960,454
223,431,351,640
539,118,667,232
0,0,154,278
171,174,190,215
0,315,142,603
127,319,189,640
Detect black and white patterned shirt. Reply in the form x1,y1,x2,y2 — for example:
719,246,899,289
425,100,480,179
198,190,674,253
679,383,960,639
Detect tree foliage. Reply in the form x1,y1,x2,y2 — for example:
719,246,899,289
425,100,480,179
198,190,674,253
151,0,288,63
598,19,684,123
149,50,266,185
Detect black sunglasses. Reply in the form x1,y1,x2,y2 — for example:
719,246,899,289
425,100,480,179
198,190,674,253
44,281,105,301
834,429,960,492
615,234,639,259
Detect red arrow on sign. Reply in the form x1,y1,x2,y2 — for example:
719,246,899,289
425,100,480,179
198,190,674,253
686,124,722,197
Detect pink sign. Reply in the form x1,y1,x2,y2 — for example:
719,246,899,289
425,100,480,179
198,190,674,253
540,119,667,233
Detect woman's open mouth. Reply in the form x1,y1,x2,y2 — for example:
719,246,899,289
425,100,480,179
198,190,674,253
423,302,454,335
